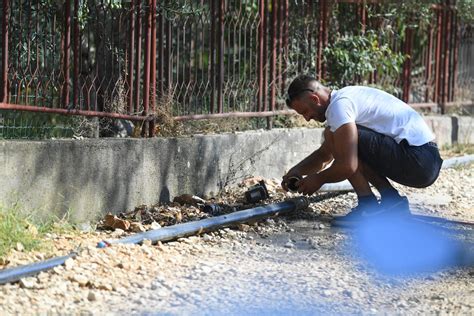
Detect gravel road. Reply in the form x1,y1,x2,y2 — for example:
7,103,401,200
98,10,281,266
1,161,473,315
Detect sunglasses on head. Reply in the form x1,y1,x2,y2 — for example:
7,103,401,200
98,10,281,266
285,88,314,107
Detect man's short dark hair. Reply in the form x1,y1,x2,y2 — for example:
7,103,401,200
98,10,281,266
286,75,319,108
287,75,318,99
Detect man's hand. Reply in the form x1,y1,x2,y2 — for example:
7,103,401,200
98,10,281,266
296,173,323,195
281,168,302,192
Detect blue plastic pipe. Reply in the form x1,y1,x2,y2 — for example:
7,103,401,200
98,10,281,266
103,197,309,245
0,252,76,285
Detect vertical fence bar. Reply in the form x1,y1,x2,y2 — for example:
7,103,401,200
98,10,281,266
1,0,9,103
217,0,224,113
451,7,459,102
149,0,157,136
267,0,278,129
276,0,282,98
307,0,313,59
317,0,326,79
270,0,277,111
157,0,163,97
442,4,451,106
281,0,288,94
448,5,455,102
262,0,268,112
402,26,413,103
62,0,71,108
210,0,215,113
321,1,329,79
434,7,442,106
135,0,142,114
257,0,264,112
142,0,152,136
165,0,171,92
425,27,433,102
128,0,135,113
360,1,366,34
73,0,80,108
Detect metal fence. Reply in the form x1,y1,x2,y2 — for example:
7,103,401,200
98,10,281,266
0,0,472,137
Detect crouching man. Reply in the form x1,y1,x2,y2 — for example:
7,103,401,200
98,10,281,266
282,75,443,225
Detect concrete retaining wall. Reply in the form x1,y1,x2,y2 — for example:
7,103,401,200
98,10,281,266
0,115,472,222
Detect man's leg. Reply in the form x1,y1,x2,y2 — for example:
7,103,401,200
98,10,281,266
323,128,379,213
359,159,408,210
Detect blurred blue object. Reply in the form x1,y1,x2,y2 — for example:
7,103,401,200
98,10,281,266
352,214,467,275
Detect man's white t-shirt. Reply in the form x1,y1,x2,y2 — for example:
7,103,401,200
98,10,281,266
325,86,434,146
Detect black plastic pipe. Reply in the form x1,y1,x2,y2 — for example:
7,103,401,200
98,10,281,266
0,252,76,285
103,197,309,245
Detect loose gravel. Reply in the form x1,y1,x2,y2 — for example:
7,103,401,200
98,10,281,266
0,160,473,315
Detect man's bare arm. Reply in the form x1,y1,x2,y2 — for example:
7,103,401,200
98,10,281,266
296,123,358,195
289,140,333,176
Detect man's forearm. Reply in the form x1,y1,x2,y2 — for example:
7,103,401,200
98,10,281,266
293,149,332,175
315,159,354,184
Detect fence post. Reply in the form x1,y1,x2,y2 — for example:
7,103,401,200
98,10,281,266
1,0,9,103
451,7,459,102
157,0,163,97
149,0,157,137
262,0,268,112
217,0,224,113
258,0,265,112
402,26,414,103
141,0,152,137
442,4,451,108
317,0,329,80
425,27,433,102
135,0,142,115
62,0,71,108
210,0,215,113
281,0,288,94
128,0,135,114
270,1,277,108
267,0,278,129
73,0,80,108
434,6,442,108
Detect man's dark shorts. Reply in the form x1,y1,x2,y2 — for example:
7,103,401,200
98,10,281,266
357,126,443,188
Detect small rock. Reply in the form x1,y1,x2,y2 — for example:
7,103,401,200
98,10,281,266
173,194,206,206
318,223,325,229
150,222,162,230
142,239,153,246
322,289,333,297
64,258,75,270
131,222,146,233
16,242,25,252
104,213,131,231
77,222,94,232
19,277,36,289
202,234,212,242
237,224,251,232
71,274,89,286
284,241,295,249
0,257,9,265
87,291,98,301
111,228,125,238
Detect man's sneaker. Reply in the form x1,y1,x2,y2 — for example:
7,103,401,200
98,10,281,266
333,197,412,227
332,201,383,227
379,196,411,217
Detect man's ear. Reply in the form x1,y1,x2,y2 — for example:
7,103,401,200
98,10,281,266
309,93,321,105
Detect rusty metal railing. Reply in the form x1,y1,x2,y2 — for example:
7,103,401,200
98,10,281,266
0,1,472,138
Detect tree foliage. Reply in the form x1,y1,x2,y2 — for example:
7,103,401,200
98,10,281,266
323,30,406,90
